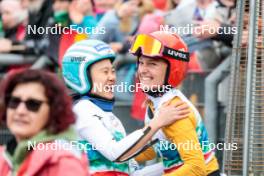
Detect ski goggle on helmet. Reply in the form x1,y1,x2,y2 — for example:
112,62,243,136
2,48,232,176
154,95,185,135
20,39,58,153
129,32,190,87
130,33,189,62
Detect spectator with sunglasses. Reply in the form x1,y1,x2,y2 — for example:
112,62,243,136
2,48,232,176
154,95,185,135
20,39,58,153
0,69,89,176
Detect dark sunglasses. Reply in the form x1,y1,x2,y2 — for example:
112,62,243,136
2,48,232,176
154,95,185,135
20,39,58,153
6,96,48,112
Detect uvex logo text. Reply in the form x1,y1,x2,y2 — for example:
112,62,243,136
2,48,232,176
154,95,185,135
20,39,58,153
163,47,189,62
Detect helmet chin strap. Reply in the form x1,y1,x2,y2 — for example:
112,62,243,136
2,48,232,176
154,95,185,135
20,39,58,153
84,93,115,112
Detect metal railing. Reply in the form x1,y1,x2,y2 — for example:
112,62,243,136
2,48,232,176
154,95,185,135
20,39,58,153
223,0,264,175
0,54,53,78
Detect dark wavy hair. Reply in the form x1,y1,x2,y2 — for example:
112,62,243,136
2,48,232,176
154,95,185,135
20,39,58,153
0,69,75,134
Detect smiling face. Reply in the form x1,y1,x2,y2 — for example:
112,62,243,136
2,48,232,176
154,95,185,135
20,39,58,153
90,59,116,100
137,56,168,91
6,82,50,142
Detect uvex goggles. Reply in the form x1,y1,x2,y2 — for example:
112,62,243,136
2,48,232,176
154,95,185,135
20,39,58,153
130,34,190,62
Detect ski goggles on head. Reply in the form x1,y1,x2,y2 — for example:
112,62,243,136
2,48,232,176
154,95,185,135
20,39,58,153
130,34,190,62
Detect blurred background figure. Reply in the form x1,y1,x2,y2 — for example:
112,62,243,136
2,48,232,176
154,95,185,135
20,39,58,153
0,0,28,53
50,0,100,67
90,0,155,53
193,0,236,47
52,0,72,27
0,69,89,176
45,0,72,66
94,0,117,20
0,0,53,55
164,0,222,72
69,0,97,30
21,0,53,55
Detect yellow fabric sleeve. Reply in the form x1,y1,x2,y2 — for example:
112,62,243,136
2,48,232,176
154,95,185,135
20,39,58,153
135,146,156,163
206,156,219,175
162,97,207,176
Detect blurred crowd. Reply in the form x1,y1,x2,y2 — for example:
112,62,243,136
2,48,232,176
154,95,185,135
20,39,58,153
0,0,238,119
0,0,236,64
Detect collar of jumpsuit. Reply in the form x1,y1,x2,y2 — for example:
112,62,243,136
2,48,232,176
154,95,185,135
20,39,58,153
82,95,114,112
